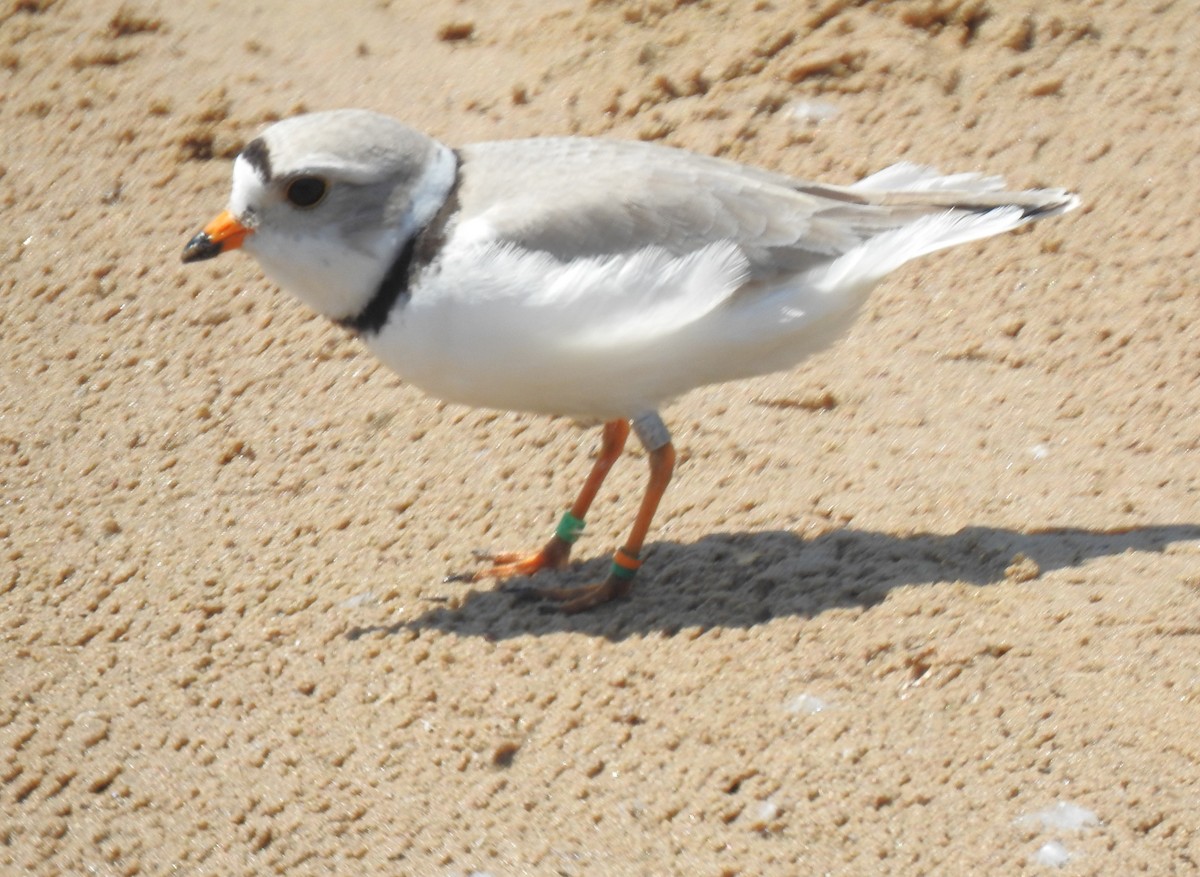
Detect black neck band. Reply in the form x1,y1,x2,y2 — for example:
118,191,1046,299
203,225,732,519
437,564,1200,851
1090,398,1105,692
337,233,418,335
336,150,462,336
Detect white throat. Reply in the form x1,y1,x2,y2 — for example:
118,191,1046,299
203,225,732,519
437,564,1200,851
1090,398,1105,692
240,143,457,324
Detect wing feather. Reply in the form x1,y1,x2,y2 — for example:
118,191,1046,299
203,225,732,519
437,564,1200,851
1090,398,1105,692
450,139,1077,292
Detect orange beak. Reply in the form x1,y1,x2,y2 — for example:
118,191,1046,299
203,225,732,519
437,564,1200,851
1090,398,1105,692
181,210,252,263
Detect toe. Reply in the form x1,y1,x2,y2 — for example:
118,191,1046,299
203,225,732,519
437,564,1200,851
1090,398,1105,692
514,575,632,613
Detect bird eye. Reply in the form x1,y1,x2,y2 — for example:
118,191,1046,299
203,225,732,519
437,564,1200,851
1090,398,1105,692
285,176,327,208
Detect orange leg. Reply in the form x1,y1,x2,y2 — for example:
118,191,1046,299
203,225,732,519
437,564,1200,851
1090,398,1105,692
471,419,630,579
533,440,676,613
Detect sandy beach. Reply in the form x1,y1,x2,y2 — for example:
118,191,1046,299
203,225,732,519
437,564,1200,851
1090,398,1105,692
3,0,1199,873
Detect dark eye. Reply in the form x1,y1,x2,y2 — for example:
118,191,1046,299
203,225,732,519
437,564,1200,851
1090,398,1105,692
285,176,327,208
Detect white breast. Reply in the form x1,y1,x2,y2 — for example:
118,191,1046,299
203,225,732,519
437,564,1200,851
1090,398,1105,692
362,238,754,420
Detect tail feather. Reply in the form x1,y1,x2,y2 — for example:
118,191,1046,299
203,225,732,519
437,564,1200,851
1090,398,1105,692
814,206,1035,295
796,162,1079,251
851,162,1008,194
849,161,1080,220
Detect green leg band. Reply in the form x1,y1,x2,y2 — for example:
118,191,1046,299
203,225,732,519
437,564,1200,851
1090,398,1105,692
555,511,586,544
610,547,641,582
609,562,638,582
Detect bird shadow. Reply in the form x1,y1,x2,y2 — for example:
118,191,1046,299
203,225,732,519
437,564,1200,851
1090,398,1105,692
347,523,1200,642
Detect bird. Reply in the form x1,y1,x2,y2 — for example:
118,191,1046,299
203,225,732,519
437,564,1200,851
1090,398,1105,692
183,109,1079,612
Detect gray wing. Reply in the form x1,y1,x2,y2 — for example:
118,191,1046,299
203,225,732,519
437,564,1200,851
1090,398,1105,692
454,138,893,283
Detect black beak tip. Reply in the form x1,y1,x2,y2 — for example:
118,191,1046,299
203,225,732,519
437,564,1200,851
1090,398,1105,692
182,231,221,264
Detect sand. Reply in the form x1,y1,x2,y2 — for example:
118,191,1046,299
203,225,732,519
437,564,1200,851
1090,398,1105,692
3,0,1199,873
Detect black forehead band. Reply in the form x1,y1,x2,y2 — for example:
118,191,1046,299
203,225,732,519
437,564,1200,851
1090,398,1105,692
240,137,272,183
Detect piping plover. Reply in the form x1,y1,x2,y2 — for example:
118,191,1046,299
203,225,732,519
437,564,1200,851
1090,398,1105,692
183,109,1079,612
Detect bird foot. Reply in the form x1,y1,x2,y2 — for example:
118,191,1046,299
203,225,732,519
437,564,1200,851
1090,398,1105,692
505,575,633,614
444,536,572,584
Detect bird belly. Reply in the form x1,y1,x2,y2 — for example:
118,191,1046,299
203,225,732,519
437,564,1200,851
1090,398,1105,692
363,241,877,420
